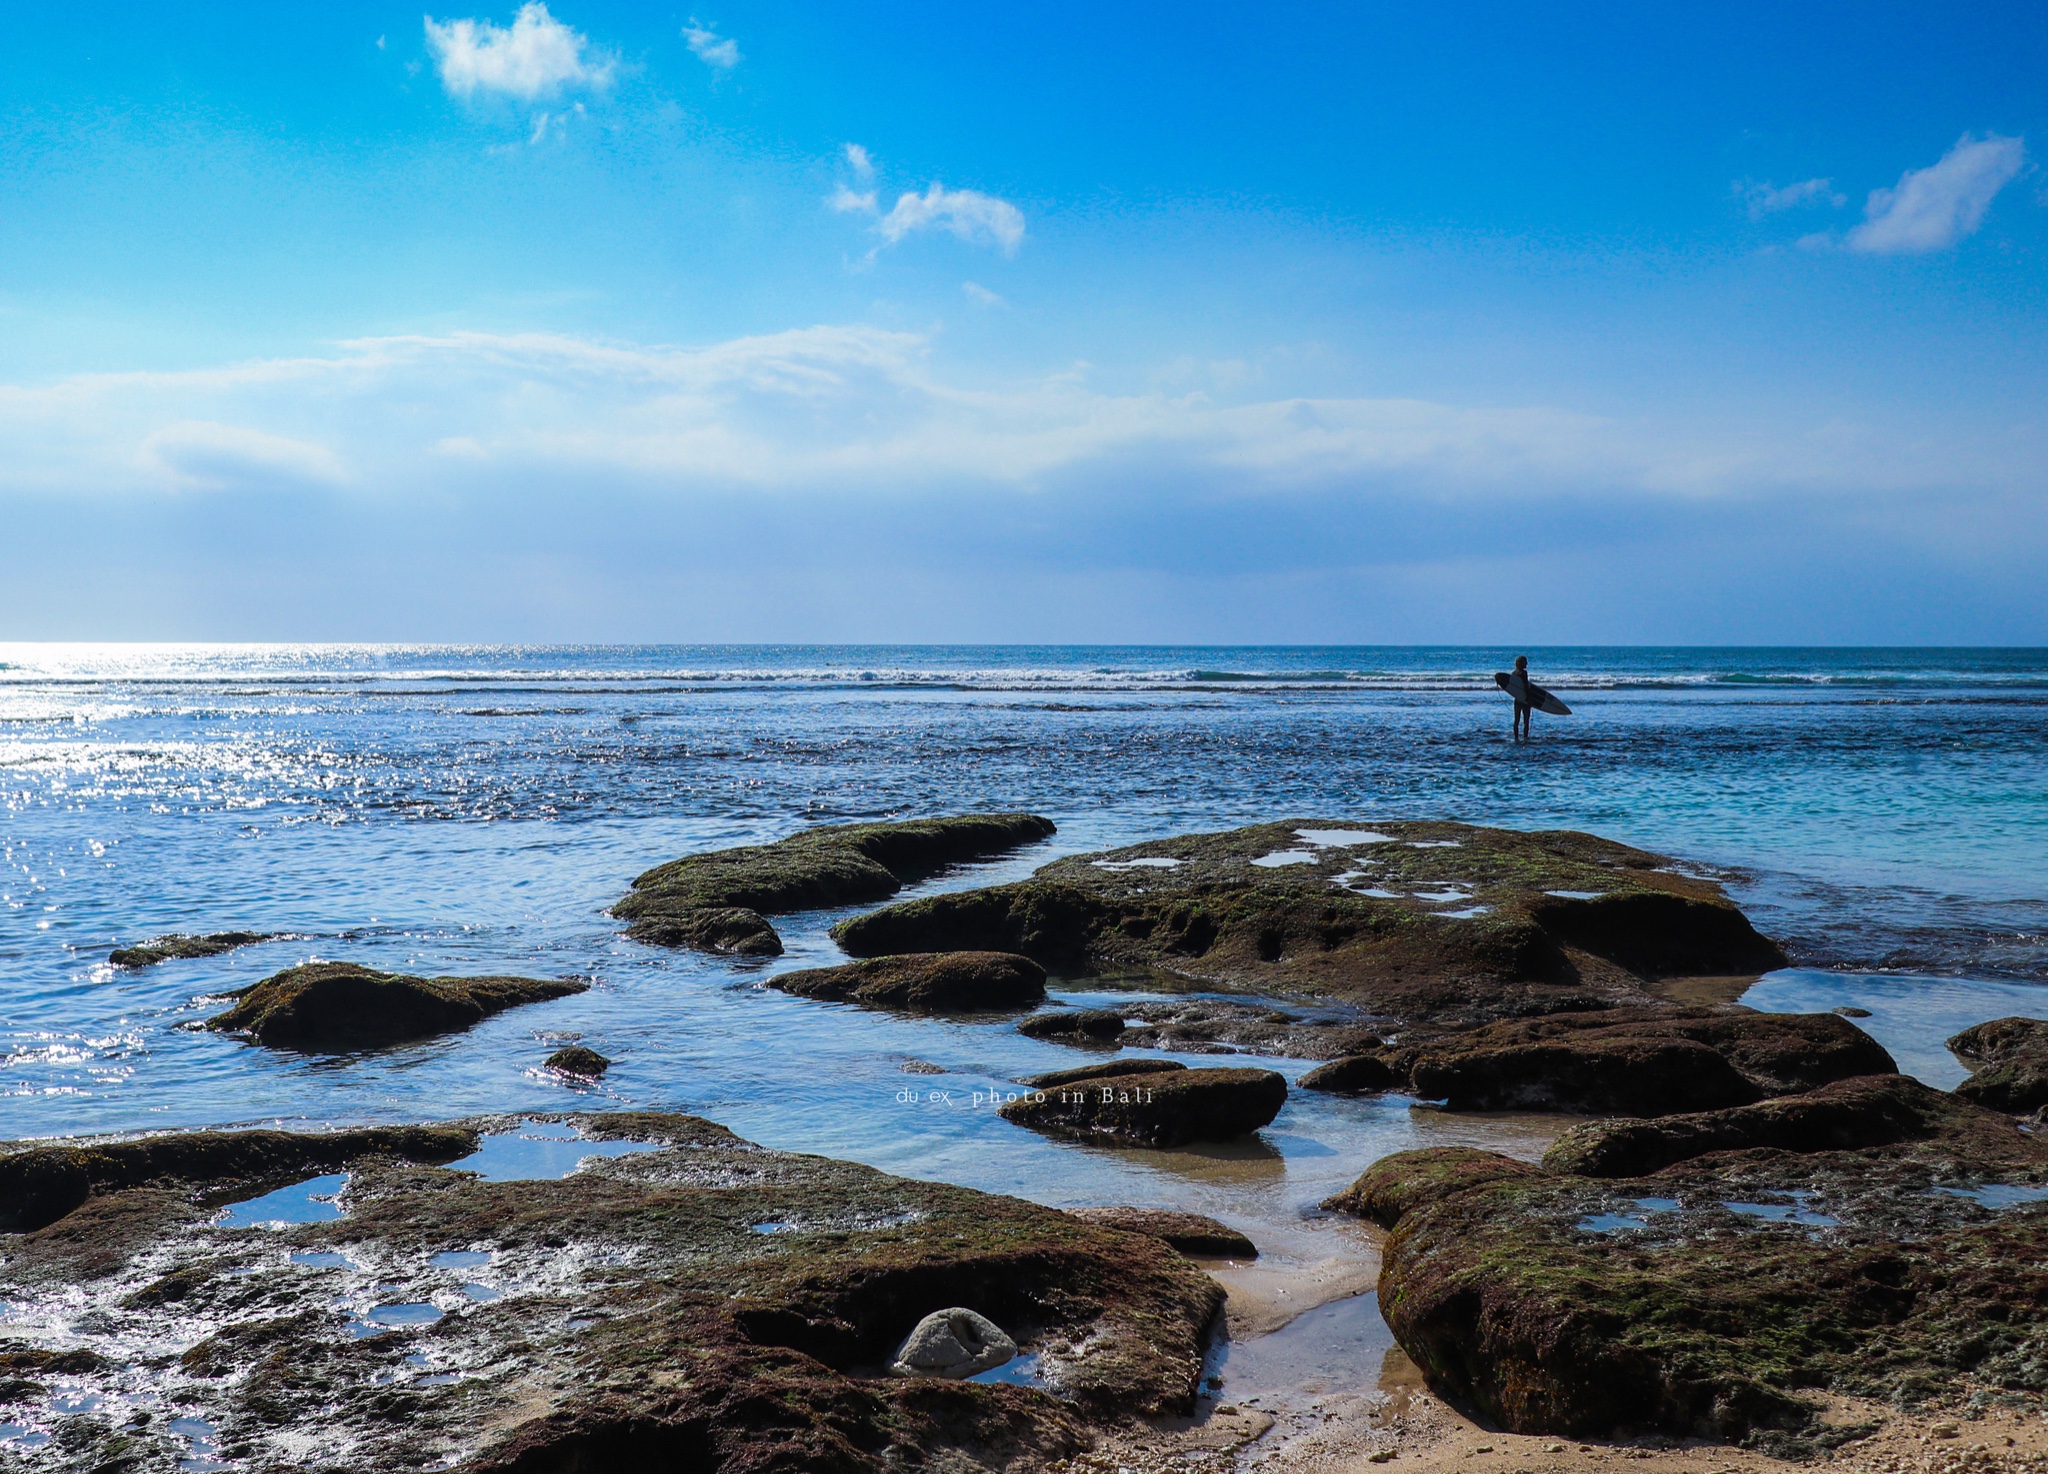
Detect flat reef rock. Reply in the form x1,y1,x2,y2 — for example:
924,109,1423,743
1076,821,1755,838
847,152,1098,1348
1325,1074,2048,1447
770,951,1046,1014
1000,1066,1287,1148
1950,1016,2048,1113
614,813,1057,958
1064,1207,1258,1259
1301,1005,1896,1115
0,1112,1221,1473
833,820,1786,1027
206,962,586,1052
109,931,274,968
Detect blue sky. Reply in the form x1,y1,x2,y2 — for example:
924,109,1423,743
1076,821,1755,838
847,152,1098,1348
2,2,2043,641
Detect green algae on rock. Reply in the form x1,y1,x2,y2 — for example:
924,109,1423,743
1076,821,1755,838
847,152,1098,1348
1327,1085,2048,1447
1542,1073,1969,1177
0,1113,1221,1472
770,950,1046,1013
109,931,274,968
614,813,1057,957
1949,1016,2048,1113
1001,1066,1286,1147
833,820,1785,1026
206,961,586,1052
1303,1006,1896,1114
1065,1207,1259,1259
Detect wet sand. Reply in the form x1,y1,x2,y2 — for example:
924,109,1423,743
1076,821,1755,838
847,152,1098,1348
1077,1367,2048,1473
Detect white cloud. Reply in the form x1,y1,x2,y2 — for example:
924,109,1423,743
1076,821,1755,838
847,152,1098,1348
1844,134,2026,254
0,327,2020,509
138,421,344,490
961,282,1004,306
829,184,877,214
876,184,1025,254
1737,177,1844,219
843,143,874,182
682,18,740,69
424,3,612,101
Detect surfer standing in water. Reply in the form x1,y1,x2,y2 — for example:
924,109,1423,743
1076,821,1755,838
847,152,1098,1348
1494,655,1571,740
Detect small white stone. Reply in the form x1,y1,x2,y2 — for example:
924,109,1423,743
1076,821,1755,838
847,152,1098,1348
889,1306,1017,1378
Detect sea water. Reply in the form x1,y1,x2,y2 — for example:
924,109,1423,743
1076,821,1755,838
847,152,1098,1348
1,644,2044,1350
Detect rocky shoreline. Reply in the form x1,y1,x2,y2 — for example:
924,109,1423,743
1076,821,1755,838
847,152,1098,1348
15,812,2047,1469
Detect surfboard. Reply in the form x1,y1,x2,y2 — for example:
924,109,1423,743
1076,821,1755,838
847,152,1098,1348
1495,671,1572,716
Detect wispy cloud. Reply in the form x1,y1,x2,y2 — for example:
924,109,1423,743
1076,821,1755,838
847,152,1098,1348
424,3,613,101
0,328,2020,508
138,421,344,491
682,18,740,69
961,282,1004,306
1841,134,2027,254
1736,177,1844,220
876,184,1025,254
828,143,878,214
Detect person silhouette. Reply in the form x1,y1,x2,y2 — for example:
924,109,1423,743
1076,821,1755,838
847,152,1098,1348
1510,654,1533,741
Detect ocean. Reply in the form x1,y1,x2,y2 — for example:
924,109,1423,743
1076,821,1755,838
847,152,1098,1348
2,643,2045,1244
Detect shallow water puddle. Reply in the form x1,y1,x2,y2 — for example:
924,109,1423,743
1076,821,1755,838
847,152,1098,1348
170,1413,226,1472
1208,1292,1398,1402
1294,830,1393,847
351,1302,444,1338
1250,851,1316,867
969,1352,1046,1388
290,1250,355,1269
452,1120,664,1181
1935,1182,2048,1209
216,1172,349,1229
1724,1192,1839,1227
1577,1197,1681,1233
1092,857,1183,870
1544,889,1604,900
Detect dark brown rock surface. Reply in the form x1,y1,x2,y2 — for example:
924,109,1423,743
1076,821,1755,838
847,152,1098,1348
206,962,586,1052
614,813,1056,957
1950,1016,2048,1113
1017,1008,1127,1041
0,1113,1221,1472
545,1045,612,1077
1297,1006,1895,1116
1000,1067,1286,1147
770,951,1046,1013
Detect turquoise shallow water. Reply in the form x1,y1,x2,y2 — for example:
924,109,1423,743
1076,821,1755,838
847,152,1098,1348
0,643,2043,1238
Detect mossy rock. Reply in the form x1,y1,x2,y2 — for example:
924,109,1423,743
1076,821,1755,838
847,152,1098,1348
614,813,1056,957
770,952,1046,1014
1328,1093,2048,1444
110,931,273,968
207,962,585,1052
833,820,1785,1026
1065,1207,1258,1259
545,1045,612,1077
0,1113,1221,1471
